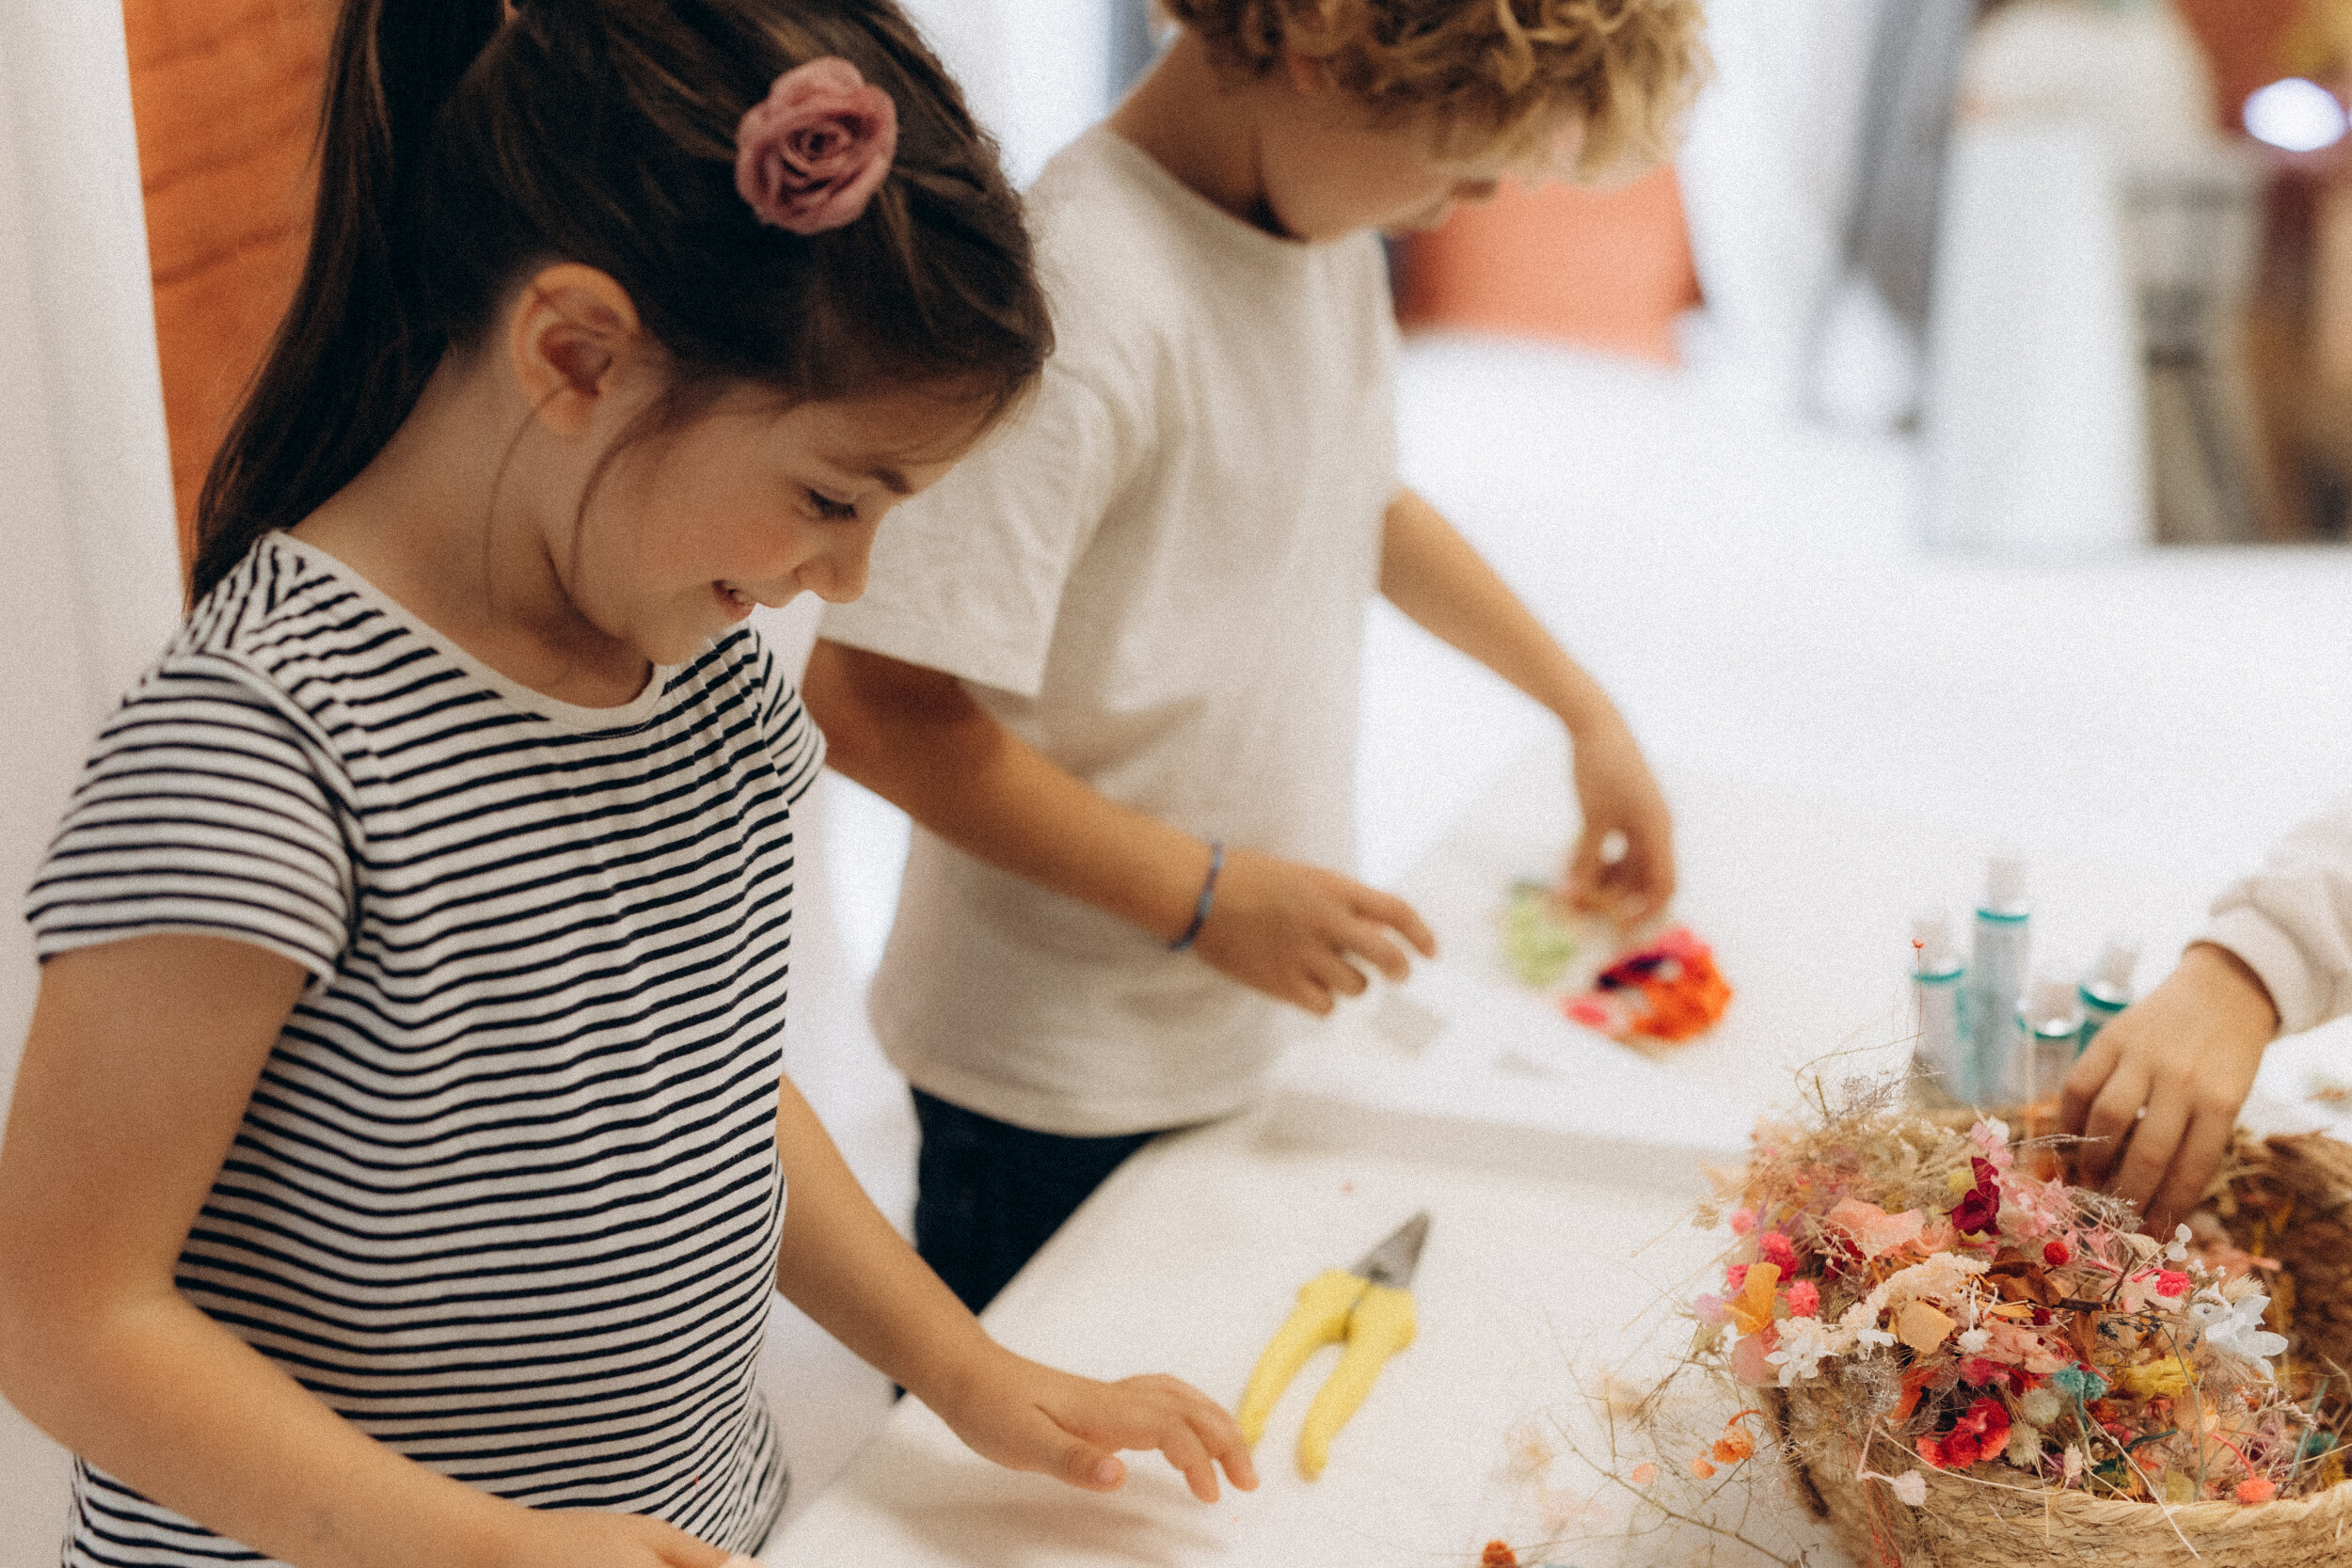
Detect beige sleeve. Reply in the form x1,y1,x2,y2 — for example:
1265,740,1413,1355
818,357,1129,701
2200,796,2352,1037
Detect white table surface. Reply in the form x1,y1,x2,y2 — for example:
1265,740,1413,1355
765,736,2350,1567
759,340,2352,1563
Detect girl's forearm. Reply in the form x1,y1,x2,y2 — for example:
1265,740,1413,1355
2,1288,517,1568
0,940,527,1568
770,1076,996,1404
803,639,1212,942
1376,487,1628,738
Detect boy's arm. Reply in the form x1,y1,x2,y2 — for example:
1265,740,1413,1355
767,1075,1255,1499
803,641,1434,1014
2062,794,2352,1231
1377,487,1676,921
0,936,721,1568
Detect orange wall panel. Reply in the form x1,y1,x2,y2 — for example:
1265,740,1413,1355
123,0,333,574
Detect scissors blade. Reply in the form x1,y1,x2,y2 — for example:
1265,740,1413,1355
1350,1211,1429,1291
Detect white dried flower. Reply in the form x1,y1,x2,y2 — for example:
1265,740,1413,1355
1766,1315,1844,1386
2190,1289,2289,1370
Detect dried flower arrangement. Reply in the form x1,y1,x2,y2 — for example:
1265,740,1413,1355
1669,1085,2352,1565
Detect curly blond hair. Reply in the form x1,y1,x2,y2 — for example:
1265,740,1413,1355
1160,0,1709,178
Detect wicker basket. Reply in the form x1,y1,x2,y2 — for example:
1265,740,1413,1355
1770,1130,2352,1567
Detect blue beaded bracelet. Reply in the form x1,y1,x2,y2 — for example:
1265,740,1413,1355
1168,841,1225,952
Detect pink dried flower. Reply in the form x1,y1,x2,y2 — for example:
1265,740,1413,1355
1759,1231,1798,1272
1959,1357,2008,1387
1785,1280,1820,1318
735,58,898,235
1966,1118,2014,1170
1724,1263,1749,1292
2238,1477,2278,1504
1729,1207,1757,1236
2154,1270,2191,1301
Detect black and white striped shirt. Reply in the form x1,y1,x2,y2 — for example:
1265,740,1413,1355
27,533,819,1563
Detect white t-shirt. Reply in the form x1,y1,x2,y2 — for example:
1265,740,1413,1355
821,126,1399,1136
2203,796,2352,1037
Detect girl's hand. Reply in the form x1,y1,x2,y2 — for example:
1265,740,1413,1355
498,1510,729,1568
925,1347,1258,1502
1192,847,1437,1015
2061,942,2279,1234
1563,720,1676,925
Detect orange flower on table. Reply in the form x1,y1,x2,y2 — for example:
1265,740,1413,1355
1710,1410,1766,1465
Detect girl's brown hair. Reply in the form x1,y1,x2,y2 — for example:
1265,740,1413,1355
192,0,1051,601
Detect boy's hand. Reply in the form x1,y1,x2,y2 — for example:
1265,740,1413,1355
1563,720,1676,925
925,1346,1258,1503
2060,942,2279,1234
1193,848,1438,1015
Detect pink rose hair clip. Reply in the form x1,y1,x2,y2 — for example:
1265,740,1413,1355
735,57,898,236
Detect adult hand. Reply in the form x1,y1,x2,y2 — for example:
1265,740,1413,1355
1193,848,1436,1015
1563,720,1676,925
926,1346,1258,1503
2060,942,2279,1234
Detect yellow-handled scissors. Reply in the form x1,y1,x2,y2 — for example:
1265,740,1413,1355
1238,1212,1428,1479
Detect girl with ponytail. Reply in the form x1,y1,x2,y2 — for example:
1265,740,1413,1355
0,3,1254,1564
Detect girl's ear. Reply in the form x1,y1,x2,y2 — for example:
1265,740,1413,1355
507,263,647,436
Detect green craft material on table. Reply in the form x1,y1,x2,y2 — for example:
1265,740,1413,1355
1502,879,1580,989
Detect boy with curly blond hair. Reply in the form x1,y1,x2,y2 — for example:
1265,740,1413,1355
804,0,1710,1314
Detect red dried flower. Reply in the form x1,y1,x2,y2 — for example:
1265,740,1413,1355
2043,1239,2071,1266
1918,1396,2011,1469
1759,1230,1799,1273
1951,1157,2002,1237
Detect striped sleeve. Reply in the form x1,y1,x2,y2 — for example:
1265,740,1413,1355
751,637,826,806
26,655,355,980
